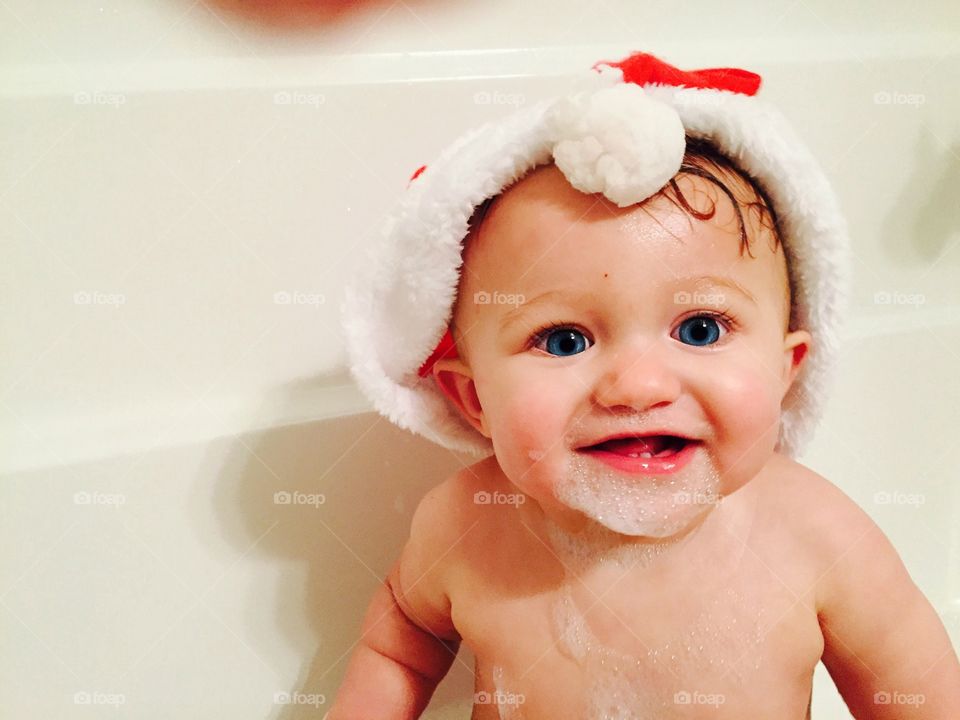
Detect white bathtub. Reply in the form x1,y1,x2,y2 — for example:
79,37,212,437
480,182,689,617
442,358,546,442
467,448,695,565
1,1,958,717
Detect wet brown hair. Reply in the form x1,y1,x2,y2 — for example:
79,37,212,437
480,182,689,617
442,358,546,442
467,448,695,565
467,135,784,259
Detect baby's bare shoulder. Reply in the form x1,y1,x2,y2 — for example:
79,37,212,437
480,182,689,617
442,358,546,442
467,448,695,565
775,456,877,534
390,459,498,639
414,455,501,524
768,458,960,711
760,455,875,544
404,456,502,565
759,455,895,605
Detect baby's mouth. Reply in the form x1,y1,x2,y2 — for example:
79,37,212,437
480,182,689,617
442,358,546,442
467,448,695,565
581,435,692,458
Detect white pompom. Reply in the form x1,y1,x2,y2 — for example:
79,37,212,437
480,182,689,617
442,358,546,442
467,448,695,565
546,83,686,207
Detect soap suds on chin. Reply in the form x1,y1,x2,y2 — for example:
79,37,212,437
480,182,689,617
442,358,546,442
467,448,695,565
553,451,722,538
544,515,683,573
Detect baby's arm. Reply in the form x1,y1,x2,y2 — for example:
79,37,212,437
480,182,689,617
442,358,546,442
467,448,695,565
815,486,960,718
327,481,462,720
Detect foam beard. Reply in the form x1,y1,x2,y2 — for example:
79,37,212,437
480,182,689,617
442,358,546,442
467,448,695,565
554,439,722,538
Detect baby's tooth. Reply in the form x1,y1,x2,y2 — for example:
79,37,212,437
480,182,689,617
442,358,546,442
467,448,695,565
640,451,653,458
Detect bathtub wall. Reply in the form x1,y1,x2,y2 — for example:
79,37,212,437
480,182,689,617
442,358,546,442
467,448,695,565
1,1,958,718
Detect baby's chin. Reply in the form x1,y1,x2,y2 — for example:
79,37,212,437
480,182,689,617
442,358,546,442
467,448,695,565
549,452,723,540
568,496,714,539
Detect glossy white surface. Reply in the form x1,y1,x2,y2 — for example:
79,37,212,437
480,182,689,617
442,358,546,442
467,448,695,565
2,1,958,717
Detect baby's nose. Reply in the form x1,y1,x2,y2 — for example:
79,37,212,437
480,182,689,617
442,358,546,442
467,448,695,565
590,340,682,411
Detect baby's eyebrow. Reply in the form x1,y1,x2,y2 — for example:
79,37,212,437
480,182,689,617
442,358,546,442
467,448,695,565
497,289,570,331
676,275,757,304
497,276,756,332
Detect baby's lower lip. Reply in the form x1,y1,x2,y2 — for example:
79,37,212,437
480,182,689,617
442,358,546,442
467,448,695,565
577,440,700,475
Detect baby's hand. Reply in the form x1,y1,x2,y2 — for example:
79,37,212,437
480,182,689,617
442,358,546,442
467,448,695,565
815,484,960,718
327,481,462,719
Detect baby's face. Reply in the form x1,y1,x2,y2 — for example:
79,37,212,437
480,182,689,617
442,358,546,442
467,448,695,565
434,163,810,538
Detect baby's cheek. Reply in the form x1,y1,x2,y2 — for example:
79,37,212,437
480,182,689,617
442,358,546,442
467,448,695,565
706,363,783,459
499,392,554,458
488,382,561,491
710,368,780,494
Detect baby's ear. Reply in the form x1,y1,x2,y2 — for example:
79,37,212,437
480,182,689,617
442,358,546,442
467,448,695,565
781,329,812,397
431,357,490,437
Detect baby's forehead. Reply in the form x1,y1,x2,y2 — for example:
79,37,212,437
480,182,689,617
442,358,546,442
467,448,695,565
453,163,791,329
463,163,781,277
479,159,766,231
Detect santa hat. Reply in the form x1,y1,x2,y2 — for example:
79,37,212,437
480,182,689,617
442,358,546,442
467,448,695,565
340,51,850,460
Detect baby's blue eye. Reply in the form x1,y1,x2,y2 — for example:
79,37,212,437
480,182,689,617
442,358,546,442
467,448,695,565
536,328,591,356
675,316,724,346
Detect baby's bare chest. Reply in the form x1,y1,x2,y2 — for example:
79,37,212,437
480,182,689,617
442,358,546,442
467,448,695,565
452,539,823,719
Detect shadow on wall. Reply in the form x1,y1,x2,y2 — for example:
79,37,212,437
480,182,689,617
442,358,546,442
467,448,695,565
209,373,477,719
881,132,960,264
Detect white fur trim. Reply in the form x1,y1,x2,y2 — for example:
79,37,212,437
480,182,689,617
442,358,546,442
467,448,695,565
341,76,850,460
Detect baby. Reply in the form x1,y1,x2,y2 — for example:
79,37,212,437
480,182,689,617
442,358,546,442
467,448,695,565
334,53,960,718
